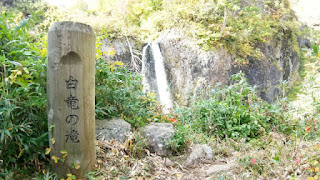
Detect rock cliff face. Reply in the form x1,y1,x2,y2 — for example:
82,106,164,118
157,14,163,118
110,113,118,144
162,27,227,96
232,30,300,102
157,30,300,104
101,37,144,71
157,32,233,106
102,30,300,106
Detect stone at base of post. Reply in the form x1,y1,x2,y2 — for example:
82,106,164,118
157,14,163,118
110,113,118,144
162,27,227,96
47,21,96,178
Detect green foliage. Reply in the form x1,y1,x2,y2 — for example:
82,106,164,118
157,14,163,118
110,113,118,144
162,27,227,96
175,73,293,140
35,4,70,33
95,59,159,127
311,42,319,56
127,0,163,27
89,0,300,62
0,11,48,177
168,123,190,154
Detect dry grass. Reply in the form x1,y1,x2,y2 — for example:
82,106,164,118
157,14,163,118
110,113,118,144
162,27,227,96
92,133,320,179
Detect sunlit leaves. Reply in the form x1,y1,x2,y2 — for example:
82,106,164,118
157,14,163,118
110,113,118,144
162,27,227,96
72,162,80,170
51,156,60,163
66,173,76,180
50,138,56,145
45,148,51,155
61,150,68,159
49,125,55,132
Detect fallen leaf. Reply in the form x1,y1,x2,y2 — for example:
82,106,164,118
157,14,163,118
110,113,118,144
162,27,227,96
251,158,256,164
74,164,80,170
51,156,60,163
50,138,56,145
169,118,176,123
60,150,68,154
18,149,24,158
305,126,312,132
45,148,51,155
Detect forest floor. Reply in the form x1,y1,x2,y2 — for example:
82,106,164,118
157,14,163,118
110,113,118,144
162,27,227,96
92,49,320,180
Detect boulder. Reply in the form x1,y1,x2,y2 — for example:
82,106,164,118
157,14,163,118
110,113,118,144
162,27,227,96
184,144,213,167
205,163,235,175
95,118,132,142
142,123,174,156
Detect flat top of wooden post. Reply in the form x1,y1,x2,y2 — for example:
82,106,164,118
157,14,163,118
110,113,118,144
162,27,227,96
49,21,94,34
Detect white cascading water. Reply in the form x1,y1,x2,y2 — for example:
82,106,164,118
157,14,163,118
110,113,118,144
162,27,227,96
141,43,173,113
151,43,173,113
141,44,150,92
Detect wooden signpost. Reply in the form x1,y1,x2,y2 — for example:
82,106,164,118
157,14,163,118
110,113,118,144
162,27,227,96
47,22,96,178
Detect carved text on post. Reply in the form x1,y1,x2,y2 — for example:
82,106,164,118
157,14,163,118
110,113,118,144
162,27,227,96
65,95,79,110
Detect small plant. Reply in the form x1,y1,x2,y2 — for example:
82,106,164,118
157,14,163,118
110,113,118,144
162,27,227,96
131,132,149,158
311,42,319,56
168,124,190,154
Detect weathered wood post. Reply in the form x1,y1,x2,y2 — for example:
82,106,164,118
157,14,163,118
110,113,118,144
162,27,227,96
47,22,96,178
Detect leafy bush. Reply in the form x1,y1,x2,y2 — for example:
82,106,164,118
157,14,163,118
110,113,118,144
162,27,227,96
0,12,48,177
311,42,319,56
175,73,292,140
167,123,190,154
95,59,159,128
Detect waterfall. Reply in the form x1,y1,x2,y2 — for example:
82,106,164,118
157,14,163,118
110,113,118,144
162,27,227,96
141,44,150,92
141,43,173,113
151,43,173,113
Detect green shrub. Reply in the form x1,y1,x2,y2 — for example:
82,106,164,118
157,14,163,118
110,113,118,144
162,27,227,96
0,12,48,177
175,73,292,140
168,123,190,154
95,59,159,128
311,42,319,56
